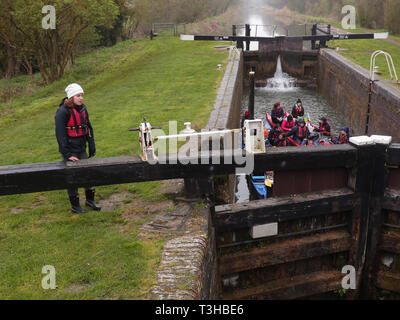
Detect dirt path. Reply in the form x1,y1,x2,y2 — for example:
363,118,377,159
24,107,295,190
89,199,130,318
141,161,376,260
385,37,400,47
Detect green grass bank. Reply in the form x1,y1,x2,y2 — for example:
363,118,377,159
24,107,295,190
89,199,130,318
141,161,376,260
0,36,228,299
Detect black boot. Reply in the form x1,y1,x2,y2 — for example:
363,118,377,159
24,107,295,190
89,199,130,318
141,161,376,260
69,196,87,214
85,190,101,211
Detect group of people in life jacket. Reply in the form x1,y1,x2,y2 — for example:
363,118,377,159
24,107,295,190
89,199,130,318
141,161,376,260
241,99,351,148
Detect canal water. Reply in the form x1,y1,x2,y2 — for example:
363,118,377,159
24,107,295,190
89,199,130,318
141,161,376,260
243,87,348,135
232,1,348,203
234,0,282,51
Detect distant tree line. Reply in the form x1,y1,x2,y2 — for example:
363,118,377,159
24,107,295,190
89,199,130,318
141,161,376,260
0,0,233,82
269,0,400,34
124,0,233,37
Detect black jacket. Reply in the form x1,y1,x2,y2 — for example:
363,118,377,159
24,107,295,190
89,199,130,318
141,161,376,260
292,104,304,118
284,125,310,141
55,98,95,159
314,122,331,135
271,108,285,124
268,126,283,145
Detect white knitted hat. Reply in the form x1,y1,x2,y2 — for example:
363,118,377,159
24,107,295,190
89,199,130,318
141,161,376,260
65,83,84,99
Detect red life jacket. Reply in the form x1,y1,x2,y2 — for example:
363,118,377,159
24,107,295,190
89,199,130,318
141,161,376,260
282,119,295,132
272,128,283,140
276,108,284,117
319,121,330,133
339,133,349,144
277,139,287,147
66,106,89,138
295,107,303,116
298,126,307,138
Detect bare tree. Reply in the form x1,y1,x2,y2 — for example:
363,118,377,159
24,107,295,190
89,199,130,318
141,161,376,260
0,0,121,84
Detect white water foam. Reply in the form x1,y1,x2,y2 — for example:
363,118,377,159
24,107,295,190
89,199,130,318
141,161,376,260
265,55,297,91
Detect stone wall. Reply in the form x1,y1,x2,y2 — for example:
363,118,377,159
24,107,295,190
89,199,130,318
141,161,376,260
149,208,217,300
186,47,244,203
318,49,400,142
206,47,244,130
206,47,244,206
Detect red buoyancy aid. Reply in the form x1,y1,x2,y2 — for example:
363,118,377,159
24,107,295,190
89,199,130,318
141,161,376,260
295,106,304,116
276,108,284,117
339,133,349,144
318,121,330,133
277,139,287,147
66,107,89,138
272,128,283,140
282,119,295,132
298,126,307,138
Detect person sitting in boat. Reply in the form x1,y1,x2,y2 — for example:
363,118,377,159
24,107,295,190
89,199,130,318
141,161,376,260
271,102,285,125
284,118,310,145
304,139,315,146
313,117,331,136
308,132,321,146
264,126,272,147
268,123,284,146
292,99,305,119
282,114,295,132
264,127,269,139
241,110,249,127
270,133,288,147
334,126,350,144
265,137,272,148
276,134,288,147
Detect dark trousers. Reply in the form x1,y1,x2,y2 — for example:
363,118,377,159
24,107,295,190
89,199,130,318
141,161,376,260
295,137,306,144
63,151,95,198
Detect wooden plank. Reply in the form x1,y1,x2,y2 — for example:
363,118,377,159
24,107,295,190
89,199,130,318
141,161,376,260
345,144,379,299
253,144,357,172
362,144,388,299
387,144,400,166
388,168,400,190
385,210,400,226
0,145,357,196
273,168,348,197
219,230,351,275
223,270,342,300
376,271,400,293
380,231,400,254
214,188,358,232
383,189,400,212
0,145,357,175
0,153,246,195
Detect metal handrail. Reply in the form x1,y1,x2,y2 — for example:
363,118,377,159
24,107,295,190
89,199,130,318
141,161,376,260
232,24,315,37
370,50,398,82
